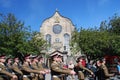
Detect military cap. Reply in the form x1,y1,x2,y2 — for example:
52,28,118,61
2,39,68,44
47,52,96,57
58,54,63,58
6,57,13,63
0,55,6,59
24,54,31,59
38,55,43,59
31,55,38,59
14,56,19,60
39,55,43,58
50,53,59,58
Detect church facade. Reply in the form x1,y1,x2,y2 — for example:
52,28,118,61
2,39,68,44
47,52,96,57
40,11,75,55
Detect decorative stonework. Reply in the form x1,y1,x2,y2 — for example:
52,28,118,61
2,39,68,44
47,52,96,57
40,11,75,55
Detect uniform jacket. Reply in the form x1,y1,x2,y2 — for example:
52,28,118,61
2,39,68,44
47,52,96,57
12,63,23,75
22,62,41,74
38,62,46,71
101,64,114,78
51,61,71,75
0,63,14,78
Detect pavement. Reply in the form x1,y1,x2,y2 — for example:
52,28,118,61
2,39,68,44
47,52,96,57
45,74,120,80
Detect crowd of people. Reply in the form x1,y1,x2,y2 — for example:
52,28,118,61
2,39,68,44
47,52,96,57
0,52,119,80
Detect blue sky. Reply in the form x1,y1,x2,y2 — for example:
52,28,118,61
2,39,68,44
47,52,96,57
0,0,120,31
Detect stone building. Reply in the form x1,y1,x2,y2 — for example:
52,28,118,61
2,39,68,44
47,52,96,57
40,10,75,56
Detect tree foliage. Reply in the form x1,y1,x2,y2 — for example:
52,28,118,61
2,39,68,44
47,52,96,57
108,14,120,35
70,14,120,57
0,13,46,56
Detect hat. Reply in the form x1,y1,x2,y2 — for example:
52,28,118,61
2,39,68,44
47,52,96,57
0,55,6,59
38,55,43,59
14,57,19,60
58,54,63,58
31,55,39,59
50,53,58,58
24,54,31,59
6,58,13,63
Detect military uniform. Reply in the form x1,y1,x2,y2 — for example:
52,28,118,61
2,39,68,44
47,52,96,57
50,53,76,80
51,60,72,80
0,76,4,80
99,64,114,80
37,62,46,80
31,61,45,80
21,54,42,80
0,55,18,80
22,61,43,80
12,62,23,80
38,56,50,73
5,58,13,73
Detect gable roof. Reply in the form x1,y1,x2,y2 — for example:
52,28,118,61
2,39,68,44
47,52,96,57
49,50,63,57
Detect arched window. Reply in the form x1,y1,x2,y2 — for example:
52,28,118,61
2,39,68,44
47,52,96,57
64,33,70,51
46,34,51,45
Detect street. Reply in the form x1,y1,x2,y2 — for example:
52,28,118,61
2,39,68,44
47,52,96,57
45,74,120,80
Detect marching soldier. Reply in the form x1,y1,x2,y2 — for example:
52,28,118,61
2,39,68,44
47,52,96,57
5,57,13,73
37,56,50,80
57,54,72,80
12,57,23,80
51,53,76,80
0,55,18,80
74,56,94,80
31,56,46,80
57,54,67,69
38,56,50,73
21,54,45,80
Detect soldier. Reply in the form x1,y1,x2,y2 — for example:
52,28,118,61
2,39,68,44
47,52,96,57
96,58,114,80
5,57,14,73
57,54,67,69
21,54,45,80
0,55,18,80
37,56,50,80
31,55,46,80
74,56,94,80
58,54,75,80
12,57,23,80
38,56,50,73
51,53,76,80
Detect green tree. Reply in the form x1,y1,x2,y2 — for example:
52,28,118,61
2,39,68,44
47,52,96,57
70,28,112,58
108,14,120,35
28,31,47,54
0,13,46,56
0,13,30,55
70,27,81,55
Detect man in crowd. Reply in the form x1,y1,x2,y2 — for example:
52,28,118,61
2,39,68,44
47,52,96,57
96,58,114,80
74,56,94,80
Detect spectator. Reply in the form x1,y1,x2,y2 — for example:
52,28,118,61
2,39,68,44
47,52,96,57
117,60,120,74
96,58,114,80
68,61,74,70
